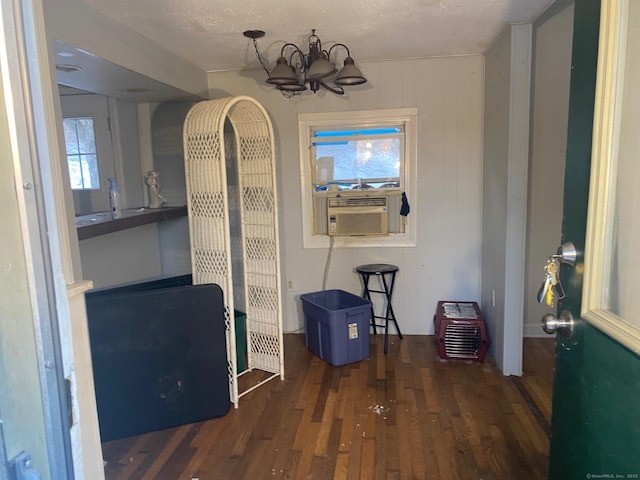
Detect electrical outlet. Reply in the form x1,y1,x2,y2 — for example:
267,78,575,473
288,280,293,290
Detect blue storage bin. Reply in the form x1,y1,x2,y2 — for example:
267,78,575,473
300,289,371,366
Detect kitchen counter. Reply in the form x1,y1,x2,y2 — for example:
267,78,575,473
76,205,188,240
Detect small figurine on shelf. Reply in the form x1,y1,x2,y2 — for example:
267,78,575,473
144,170,167,209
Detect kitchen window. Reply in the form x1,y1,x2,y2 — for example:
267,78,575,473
63,116,100,190
60,93,116,215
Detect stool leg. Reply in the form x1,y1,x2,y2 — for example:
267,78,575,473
388,304,402,338
360,273,377,335
382,273,391,353
383,308,390,354
381,272,402,354
383,273,402,339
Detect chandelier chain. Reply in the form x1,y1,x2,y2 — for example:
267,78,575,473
251,38,271,78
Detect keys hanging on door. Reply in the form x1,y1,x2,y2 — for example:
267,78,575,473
538,258,564,307
537,242,576,306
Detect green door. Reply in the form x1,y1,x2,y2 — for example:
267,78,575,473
549,0,640,477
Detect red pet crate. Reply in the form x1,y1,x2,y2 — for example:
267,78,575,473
434,301,490,362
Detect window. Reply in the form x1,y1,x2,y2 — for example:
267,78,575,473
60,94,116,215
63,117,100,190
312,127,402,191
299,108,418,248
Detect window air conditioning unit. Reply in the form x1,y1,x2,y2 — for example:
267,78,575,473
327,196,388,236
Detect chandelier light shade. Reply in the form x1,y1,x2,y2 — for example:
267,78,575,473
243,29,367,96
306,52,336,81
265,57,299,86
335,57,368,86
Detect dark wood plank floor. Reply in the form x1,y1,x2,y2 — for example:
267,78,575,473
101,334,555,479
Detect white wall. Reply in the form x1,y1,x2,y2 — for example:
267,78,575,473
112,98,145,208
79,224,162,288
46,0,203,290
208,55,485,335
482,24,533,375
43,0,207,98
482,30,510,363
525,2,574,337
44,0,204,287
66,94,192,289
149,101,198,206
0,68,51,478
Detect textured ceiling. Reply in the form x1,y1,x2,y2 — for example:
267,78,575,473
74,0,556,73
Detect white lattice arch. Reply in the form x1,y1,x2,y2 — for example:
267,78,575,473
183,96,284,407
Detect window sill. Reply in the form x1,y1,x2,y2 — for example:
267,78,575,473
76,205,187,240
304,232,417,249
312,188,402,197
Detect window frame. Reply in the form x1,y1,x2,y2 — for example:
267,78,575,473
298,108,418,248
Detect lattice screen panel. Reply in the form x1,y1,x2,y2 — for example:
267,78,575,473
183,96,284,407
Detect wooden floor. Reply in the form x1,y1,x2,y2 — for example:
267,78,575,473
101,335,555,480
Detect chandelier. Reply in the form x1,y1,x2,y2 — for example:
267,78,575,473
243,29,367,96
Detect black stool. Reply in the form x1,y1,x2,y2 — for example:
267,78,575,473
356,263,403,354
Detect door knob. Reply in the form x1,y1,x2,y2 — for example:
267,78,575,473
556,241,577,266
541,310,576,337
